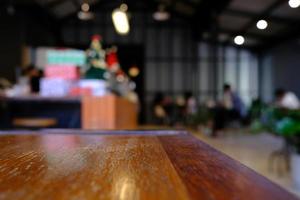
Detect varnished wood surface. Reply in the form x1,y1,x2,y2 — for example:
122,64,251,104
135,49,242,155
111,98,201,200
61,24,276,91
0,130,298,200
82,96,137,130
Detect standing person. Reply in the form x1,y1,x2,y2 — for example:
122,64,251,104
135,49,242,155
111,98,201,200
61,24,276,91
274,88,300,110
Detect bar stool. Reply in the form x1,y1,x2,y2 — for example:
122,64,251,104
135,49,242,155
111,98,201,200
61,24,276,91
13,118,57,129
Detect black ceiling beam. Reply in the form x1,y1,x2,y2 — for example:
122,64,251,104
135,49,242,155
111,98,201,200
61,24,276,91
6,4,64,45
202,37,258,52
255,22,300,51
35,0,74,20
169,0,199,16
219,28,268,40
71,0,80,8
225,8,300,25
43,0,64,9
192,0,231,39
90,0,156,11
221,0,289,51
238,0,286,34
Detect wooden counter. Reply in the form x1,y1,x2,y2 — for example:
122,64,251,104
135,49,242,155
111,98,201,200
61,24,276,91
0,130,298,200
82,95,138,130
0,95,138,129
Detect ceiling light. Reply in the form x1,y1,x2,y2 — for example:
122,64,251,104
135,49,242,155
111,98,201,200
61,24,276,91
289,0,300,8
256,19,268,30
153,5,170,21
112,5,130,35
81,3,90,12
234,35,245,45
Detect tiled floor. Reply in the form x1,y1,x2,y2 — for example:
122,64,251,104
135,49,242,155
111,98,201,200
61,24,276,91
192,130,300,196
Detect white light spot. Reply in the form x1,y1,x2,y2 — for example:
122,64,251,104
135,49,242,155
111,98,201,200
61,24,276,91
234,35,245,45
256,20,268,30
289,0,300,8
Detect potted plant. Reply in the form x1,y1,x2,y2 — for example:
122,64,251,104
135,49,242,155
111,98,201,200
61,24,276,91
269,109,300,189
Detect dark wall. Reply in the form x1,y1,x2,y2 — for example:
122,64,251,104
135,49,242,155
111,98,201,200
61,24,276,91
0,15,22,82
270,40,300,97
0,12,57,82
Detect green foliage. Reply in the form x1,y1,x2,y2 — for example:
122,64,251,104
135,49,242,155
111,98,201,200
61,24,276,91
275,117,300,137
253,107,300,152
186,106,213,127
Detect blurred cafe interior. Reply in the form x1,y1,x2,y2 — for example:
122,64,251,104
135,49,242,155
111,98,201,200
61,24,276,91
1,0,300,199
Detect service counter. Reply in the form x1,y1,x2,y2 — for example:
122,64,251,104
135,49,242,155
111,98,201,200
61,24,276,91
0,95,138,130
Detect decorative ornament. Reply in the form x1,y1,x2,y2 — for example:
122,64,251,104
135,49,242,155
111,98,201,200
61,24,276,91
85,35,108,80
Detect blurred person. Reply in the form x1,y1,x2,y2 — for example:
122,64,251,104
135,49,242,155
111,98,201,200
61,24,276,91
184,92,198,127
173,95,186,126
162,95,174,123
0,78,12,91
24,65,43,94
152,93,167,125
274,88,300,110
0,78,12,97
212,84,246,137
185,92,197,115
223,84,247,118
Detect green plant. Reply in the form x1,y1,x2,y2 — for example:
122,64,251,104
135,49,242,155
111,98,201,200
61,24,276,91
256,107,300,153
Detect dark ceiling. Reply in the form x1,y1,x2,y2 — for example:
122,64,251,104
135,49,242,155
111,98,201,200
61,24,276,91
219,0,300,51
0,0,299,51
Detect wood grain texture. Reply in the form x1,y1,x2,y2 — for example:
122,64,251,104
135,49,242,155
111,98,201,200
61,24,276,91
0,130,298,200
159,134,299,200
82,95,138,130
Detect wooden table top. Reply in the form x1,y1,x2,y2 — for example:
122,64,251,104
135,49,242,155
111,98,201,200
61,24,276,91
0,130,298,200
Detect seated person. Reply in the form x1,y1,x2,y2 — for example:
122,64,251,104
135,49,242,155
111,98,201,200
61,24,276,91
24,65,43,94
152,93,169,125
212,84,246,136
274,88,300,110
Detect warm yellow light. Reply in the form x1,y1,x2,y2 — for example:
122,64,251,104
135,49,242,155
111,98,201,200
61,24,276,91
112,8,130,35
129,66,140,77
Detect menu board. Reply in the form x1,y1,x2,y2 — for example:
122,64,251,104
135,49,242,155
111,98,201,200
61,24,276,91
47,49,86,66
35,47,86,68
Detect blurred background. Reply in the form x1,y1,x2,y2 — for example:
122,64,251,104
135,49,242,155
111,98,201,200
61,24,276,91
0,0,300,196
